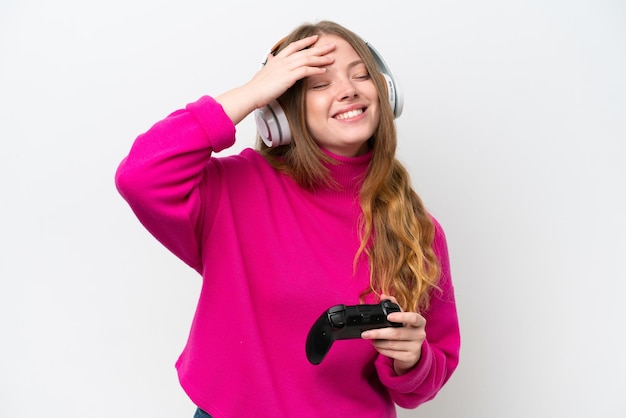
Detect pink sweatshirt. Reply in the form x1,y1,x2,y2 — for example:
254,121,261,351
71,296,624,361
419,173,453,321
115,95,460,417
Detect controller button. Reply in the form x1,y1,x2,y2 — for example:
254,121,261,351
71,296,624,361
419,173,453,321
329,312,345,327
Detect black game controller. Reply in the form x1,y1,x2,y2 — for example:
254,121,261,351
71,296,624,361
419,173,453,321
305,300,403,365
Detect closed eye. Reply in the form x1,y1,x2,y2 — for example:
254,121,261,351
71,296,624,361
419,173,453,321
311,82,330,90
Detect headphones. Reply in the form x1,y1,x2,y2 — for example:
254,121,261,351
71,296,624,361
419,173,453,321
254,40,404,148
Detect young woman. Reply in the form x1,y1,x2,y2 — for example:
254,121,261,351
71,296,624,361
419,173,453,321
116,20,460,418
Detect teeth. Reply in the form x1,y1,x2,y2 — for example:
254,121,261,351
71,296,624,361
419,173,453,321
336,109,363,120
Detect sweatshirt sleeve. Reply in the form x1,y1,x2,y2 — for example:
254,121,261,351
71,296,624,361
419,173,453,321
374,218,461,409
114,96,236,273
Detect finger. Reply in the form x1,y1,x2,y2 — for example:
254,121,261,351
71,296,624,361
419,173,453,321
274,35,320,57
387,311,426,328
277,37,336,67
371,338,415,352
362,325,410,341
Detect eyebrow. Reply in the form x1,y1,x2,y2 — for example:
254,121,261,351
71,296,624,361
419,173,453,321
306,58,367,84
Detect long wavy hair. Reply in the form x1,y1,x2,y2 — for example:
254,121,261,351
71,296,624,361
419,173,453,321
257,21,441,313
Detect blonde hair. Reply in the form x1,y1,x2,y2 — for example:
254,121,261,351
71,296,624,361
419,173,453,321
257,21,440,312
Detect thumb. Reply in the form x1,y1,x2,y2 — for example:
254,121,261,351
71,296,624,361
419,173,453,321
380,294,400,308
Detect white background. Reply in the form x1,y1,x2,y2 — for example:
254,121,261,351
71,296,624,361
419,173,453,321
1,0,624,417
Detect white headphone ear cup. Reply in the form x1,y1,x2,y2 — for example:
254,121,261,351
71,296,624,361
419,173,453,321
381,73,404,118
366,43,403,119
254,100,292,147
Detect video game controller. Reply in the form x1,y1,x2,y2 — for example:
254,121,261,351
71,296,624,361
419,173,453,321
305,300,403,365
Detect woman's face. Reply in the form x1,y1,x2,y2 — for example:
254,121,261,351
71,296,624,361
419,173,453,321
304,34,380,157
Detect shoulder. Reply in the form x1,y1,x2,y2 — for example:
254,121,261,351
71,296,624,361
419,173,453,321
427,213,452,275
428,214,448,247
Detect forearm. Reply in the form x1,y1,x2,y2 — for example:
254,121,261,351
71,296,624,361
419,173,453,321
377,217,461,408
116,98,231,204
215,83,263,126
115,95,236,269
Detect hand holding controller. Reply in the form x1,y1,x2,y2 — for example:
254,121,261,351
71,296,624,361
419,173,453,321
305,300,403,365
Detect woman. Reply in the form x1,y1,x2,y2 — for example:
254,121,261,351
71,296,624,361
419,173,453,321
116,20,460,418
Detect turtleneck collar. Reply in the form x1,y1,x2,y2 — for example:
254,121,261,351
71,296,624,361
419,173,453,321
319,147,373,193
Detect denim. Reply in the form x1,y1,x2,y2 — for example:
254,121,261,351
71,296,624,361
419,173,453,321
193,408,213,418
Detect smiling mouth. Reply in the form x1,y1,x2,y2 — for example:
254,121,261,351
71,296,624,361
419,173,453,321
335,108,364,120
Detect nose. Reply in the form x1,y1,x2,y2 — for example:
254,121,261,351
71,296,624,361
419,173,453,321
337,78,358,100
